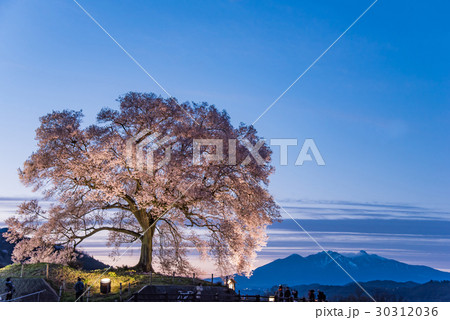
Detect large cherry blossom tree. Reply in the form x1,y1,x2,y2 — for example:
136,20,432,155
5,92,279,274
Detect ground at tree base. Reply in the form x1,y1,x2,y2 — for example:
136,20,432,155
0,263,220,302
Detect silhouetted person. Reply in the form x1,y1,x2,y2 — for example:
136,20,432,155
276,285,284,301
4,278,15,301
292,289,298,300
308,289,315,302
284,287,291,302
318,290,326,302
74,277,85,301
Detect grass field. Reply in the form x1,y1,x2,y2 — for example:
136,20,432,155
0,263,219,302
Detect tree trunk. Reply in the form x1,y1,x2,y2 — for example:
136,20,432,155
137,226,155,272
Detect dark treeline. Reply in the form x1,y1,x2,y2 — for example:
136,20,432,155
265,280,450,302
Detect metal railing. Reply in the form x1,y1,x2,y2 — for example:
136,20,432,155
131,291,271,302
1,289,46,302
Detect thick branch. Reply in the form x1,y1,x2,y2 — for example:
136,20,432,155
75,226,142,246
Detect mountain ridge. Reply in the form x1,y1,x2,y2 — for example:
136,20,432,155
234,250,450,289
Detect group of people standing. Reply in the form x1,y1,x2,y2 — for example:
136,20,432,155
274,285,327,302
308,289,327,302
274,285,298,302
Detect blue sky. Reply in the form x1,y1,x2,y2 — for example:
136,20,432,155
0,0,449,273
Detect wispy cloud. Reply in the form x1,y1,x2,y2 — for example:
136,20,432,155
2,198,449,272
263,200,450,272
277,199,450,221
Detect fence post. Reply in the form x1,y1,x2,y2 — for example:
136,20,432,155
211,274,213,285
46,264,49,279
20,264,24,278
128,282,131,296
58,285,63,302
172,272,175,284
119,283,122,302
192,273,195,285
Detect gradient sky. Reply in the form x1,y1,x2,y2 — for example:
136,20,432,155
0,0,449,274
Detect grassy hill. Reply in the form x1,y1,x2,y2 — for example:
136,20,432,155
0,263,217,302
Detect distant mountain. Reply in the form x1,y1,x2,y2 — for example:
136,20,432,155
0,228,14,267
73,252,110,270
234,251,450,290
0,228,109,270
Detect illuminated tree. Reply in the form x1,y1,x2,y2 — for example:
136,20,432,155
5,92,279,274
